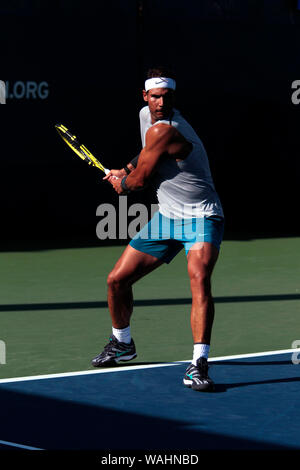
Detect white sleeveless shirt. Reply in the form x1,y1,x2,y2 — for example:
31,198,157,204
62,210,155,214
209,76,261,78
139,106,224,219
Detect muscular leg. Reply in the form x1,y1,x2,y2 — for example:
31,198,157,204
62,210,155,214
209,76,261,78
107,245,164,329
187,242,220,344
183,242,219,391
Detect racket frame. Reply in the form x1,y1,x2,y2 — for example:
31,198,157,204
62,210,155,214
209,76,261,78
55,124,109,175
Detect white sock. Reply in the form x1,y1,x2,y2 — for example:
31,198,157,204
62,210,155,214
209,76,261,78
112,326,131,344
192,343,210,365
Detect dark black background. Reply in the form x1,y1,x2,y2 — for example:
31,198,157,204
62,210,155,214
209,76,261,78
1,0,300,247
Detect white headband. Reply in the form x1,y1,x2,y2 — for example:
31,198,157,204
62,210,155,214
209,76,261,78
145,77,176,92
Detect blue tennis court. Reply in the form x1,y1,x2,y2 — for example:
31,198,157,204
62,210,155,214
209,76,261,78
0,350,299,451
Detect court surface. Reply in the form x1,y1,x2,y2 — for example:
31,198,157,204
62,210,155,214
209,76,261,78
0,238,299,451
0,350,299,450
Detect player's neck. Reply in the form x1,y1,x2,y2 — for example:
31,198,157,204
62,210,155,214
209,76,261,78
150,110,174,125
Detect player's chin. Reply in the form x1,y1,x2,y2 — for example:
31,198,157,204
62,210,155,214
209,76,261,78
155,110,169,120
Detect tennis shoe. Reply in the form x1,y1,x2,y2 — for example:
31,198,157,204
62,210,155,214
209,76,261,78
91,334,137,367
183,357,214,392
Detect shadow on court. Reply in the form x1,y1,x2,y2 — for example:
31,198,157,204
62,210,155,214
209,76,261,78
1,353,300,450
0,387,290,451
213,376,300,393
213,360,293,366
0,293,299,312
0,233,299,252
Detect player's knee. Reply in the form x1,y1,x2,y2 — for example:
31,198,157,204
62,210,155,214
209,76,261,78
189,270,211,295
107,271,119,290
107,270,127,291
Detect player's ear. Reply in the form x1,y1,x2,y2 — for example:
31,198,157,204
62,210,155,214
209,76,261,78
142,90,148,102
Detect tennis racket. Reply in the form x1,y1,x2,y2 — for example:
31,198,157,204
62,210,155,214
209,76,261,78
55,123,110,175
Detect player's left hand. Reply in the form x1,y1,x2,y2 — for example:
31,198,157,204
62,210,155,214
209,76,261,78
110,176,126,194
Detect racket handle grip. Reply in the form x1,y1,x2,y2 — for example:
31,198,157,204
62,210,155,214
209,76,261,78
104,168,118,180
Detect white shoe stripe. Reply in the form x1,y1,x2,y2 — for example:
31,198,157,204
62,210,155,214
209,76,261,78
115,353,137,363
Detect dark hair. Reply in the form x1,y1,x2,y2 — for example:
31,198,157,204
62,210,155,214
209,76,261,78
146,65,175,79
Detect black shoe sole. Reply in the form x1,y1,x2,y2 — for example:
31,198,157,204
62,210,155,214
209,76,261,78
91,353,137,368
183,379,215,392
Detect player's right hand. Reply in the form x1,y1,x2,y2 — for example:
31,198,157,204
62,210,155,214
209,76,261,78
103,169,125,182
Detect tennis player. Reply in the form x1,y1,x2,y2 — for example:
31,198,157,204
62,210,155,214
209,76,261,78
0,80,6,104
92,66,224,392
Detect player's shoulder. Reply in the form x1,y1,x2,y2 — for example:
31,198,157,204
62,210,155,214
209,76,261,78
139,106,150,120
152,122,174,132
146,122,177,142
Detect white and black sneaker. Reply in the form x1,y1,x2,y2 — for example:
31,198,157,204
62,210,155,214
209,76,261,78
183,357,214,392
91,334,137,367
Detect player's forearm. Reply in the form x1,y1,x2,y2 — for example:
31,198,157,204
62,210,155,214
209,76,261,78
113,163,136,180
121,155,140,176
129,154,140,168
121,142,163,192
122,168,147,191
124,162,136,173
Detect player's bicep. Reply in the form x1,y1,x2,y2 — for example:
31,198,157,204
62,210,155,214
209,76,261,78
137,125,174,175
135,147,161,179
125,125,175,190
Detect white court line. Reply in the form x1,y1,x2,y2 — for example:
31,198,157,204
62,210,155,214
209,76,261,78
0,348,298,385
0,439,43,450
0,362,180,384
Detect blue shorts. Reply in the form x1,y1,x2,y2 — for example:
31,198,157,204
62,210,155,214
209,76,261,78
129,212,225,264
